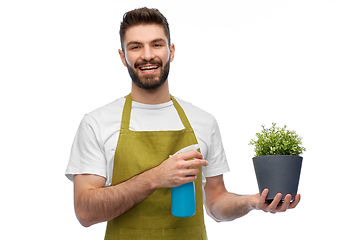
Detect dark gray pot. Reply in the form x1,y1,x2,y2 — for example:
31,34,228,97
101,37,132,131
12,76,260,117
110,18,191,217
253,155,303,201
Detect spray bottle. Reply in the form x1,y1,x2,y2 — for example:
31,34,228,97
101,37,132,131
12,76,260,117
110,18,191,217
170,144,199,217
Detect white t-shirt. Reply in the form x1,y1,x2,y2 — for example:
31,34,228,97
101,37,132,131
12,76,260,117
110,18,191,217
65,96,230,191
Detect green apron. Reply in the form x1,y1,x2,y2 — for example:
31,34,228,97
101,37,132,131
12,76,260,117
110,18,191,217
104,94,207,240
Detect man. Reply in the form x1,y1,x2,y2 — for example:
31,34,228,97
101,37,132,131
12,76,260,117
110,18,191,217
66,7,300,239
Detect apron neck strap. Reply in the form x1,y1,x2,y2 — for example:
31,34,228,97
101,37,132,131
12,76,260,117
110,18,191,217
170,95,193,130
121,93,193,132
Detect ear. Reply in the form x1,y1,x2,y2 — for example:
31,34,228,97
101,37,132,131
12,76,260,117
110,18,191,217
118,49,127,67
169,43,175,62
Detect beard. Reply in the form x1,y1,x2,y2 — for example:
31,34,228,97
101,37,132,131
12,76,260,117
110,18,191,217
126,58,170,90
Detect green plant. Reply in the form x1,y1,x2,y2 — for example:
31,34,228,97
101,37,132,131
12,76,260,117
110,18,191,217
249,123,306,157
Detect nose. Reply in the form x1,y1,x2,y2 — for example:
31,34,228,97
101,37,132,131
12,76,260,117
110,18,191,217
141,45,155,61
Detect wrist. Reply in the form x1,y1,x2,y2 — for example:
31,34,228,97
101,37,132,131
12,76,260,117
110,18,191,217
242,194,256,211
138,167,161,192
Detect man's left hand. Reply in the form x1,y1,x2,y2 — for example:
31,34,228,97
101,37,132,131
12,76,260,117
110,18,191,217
248,189,301,214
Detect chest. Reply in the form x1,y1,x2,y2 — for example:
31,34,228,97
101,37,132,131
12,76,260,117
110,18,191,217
102,104,210,170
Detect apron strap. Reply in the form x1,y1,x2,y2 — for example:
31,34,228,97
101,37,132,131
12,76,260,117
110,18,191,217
170,95,194,132
120,94,132,132
121,93,194,133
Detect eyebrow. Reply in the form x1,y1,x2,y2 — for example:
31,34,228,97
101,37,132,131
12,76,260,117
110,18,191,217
151,38,167,44
127,41,142,46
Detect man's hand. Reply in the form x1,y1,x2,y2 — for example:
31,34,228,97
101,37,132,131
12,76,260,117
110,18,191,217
150,150,208,188
204,176,301,222
247,189,301,213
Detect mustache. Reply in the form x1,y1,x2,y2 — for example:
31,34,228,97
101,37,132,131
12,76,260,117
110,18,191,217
134,59,163,69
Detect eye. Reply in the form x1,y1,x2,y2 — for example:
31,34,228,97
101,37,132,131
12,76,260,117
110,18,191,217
128,45,141,51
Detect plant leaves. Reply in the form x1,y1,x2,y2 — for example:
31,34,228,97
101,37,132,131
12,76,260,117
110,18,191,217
249,123,306,157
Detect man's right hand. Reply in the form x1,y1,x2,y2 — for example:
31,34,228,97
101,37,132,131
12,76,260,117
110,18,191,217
150,150,208,189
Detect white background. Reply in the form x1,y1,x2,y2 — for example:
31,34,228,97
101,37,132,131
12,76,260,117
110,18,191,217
1,0,359,239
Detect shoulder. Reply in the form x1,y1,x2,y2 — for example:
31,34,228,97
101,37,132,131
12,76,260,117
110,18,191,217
87,97,125,118
174,97,215,125
84,98,125,126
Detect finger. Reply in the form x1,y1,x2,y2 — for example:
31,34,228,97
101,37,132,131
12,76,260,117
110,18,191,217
278,194,292,212
260,189,268,202
177,150,203,160
179,175,196,185
185,159,208,168
267,193,282,212
184,167,200,176
289,194,301,209
257,189,268,210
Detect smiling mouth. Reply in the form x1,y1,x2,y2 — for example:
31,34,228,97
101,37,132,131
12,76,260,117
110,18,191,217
138,65,160,73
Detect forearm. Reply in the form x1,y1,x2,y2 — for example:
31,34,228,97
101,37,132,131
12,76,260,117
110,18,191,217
74,151,206,227
75,171,157,227
206,192,252,222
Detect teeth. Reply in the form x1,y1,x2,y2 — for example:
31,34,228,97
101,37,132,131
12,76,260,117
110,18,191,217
140,66,158,70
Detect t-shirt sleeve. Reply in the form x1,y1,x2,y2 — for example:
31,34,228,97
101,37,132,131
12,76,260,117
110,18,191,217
203,118,230,177
65,114,107,182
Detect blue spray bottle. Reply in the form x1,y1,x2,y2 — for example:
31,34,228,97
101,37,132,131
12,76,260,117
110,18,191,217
170,144,199,217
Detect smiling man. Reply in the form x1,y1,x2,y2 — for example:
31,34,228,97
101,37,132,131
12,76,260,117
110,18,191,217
65,7,300,240
120,24,173,94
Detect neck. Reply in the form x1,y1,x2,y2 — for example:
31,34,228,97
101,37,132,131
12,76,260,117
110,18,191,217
130,80,171,104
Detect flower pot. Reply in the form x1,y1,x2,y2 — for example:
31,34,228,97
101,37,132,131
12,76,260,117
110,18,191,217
252,155,303,201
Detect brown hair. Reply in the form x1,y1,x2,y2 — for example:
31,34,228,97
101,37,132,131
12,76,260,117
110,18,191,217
119,7,171,50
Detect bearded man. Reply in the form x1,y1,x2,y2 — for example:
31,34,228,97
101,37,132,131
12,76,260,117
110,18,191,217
65,7,300,240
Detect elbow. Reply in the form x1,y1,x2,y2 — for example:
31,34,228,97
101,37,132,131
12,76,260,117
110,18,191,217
78,219,92,228
75,206,95,228
76,212,91,227
205,201,223,223
80,222,92,228
205,198,237,223
205,208,224,223
76,213,93,228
